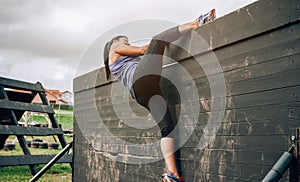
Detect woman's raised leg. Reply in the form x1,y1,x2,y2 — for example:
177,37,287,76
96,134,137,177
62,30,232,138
132,19,198,180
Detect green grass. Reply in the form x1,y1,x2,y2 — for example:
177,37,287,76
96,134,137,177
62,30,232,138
0,164,72,182
0,109,73,181
19,109,73,130
54,112,73,130
0,138,73,181
1,136,73,156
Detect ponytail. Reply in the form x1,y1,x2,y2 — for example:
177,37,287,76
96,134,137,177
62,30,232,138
103,40,113,81
103,35,127,81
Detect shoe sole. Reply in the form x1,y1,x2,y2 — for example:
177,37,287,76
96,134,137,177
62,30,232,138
198,9,216,26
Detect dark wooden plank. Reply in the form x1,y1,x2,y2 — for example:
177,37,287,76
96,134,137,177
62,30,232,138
74,37,300,104
79,52,300,109
161,51,300,102
73,68,104,93
228,85,300,110
0,125,64,135
192,164,277,182
0,77,44,92
172,84,300,113
185,134,290,151
82,85,300,121
196,51,300,88
0,100,54,114
74,98,299,139
75,34,299,95
187,0,300,57
5,90,39,121
191,66,300,100
169,25,300,79
0,154,73,166
179,148,285,166
74,98,300,155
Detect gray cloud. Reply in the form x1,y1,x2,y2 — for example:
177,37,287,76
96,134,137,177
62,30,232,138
0,0,257,91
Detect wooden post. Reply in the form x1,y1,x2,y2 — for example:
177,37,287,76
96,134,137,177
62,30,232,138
289,128,299,181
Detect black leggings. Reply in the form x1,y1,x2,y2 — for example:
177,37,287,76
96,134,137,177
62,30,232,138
132,26,182,138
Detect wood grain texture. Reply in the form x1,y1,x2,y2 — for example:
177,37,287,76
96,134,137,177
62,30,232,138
73,0,300,181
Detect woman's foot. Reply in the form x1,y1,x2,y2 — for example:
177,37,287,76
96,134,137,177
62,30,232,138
161,172,185,182
198,9,216,26
179,9,216,34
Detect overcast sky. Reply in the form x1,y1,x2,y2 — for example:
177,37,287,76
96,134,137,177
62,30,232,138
0,0,257,92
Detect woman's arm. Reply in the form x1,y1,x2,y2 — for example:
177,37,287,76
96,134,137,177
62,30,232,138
109,44,148,65
114,44,148,56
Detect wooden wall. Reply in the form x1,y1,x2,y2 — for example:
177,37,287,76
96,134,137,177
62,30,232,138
73,0,300,181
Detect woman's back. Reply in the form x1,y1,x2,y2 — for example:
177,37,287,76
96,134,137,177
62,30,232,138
109,56,141,99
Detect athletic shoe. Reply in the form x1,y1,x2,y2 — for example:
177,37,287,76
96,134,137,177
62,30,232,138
198,9,216,26
161,172,185,182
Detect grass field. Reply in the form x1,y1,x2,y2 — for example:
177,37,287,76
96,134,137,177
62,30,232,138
0,142,73,182
0,109,73,181
0,164,72,182
20,110,73,130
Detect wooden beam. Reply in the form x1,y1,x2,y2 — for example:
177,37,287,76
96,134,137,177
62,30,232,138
0,77,44,92
0,100,54,114
0,125,64,135
0,154,73,166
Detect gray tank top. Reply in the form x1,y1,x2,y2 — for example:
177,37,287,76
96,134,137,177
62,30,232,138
109,56,141,99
